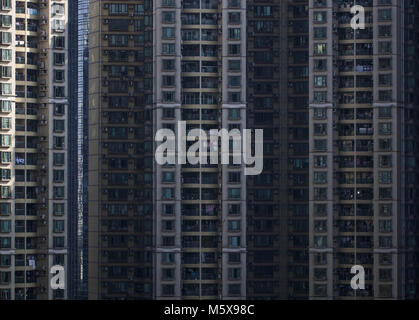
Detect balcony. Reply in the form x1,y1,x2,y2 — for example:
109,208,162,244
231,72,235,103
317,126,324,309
201,13,217,25
201,269,217,280
201,220,217,232
182,285,199,296
15,73,25,81
356,92,373,104
181,189,200,201
183,268,199,280
182,205,199,216
182,237,199,248
15,56,25,64
182,254,199,264
15,6,25,14
356,156,373,168
356,140,374,152
182,220,199,232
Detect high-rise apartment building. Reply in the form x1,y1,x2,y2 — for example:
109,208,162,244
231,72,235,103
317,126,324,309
88,0,155,299
68,0,89,300
308,0,419,299
0,0,69,300
246,0,310,299
88,0,248,299
87,0,419,300
154,0,248,299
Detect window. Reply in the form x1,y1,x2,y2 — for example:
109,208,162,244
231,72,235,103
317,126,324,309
313,108,327,119
162,171,175,183
0,236,11,248
0,152,10,164
0,169,10,181
0,220,10,233
162,236,175,247
162,11,175,24
228,76,241,88
53,237,65,249
0,134,10,147
53,203,65,216
162,188,174,200
162,220,175,232
314,75,327,87
379,41,392,54
53,170,65,182
162,91,175,103
109,4,128,15
228,0,240,8
162,285,174,296
0,203,10,216
379,171,392,184
1,0,11,10
54,70,65,82
53,36,65,49
313,91,327,103
228,188,241,199
379,220,392,233
314,188,327,201
54,136,65,149
228,44,240,55
228,12,241,24
162,59,175,71
379,155,392,168
378,9,392,21
228,267,241,280
228,172,240,183
54,153,65,166
162,43,175,55
314,59,327,71
313,139,327,151
162,75,175,87
54,53,65,65
0,65,11,78
228,92,241,103
54,104,65,115
228,60,241,72
313,11,327,23
162,252,175,264
53,220,65,233
379,236,392,248
0,83,11,95
228,284,241,296
53,187,64,199
314,236,327,248
228,220,241,232
162,27,175,39
314,172,327,184
228,28,241,40
0,49,11,62
0,100,11,113
0,31,12,44
228,252,240,263
54,86,65,98
314,43,327,55
228,204,241,215
379,25,391,37
314,27,327,39
54,120,65,132
0,117,10,129
379,188,392,200
162,204,174,215
0,254,10,267
379,123,391,135
229,236,240,248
